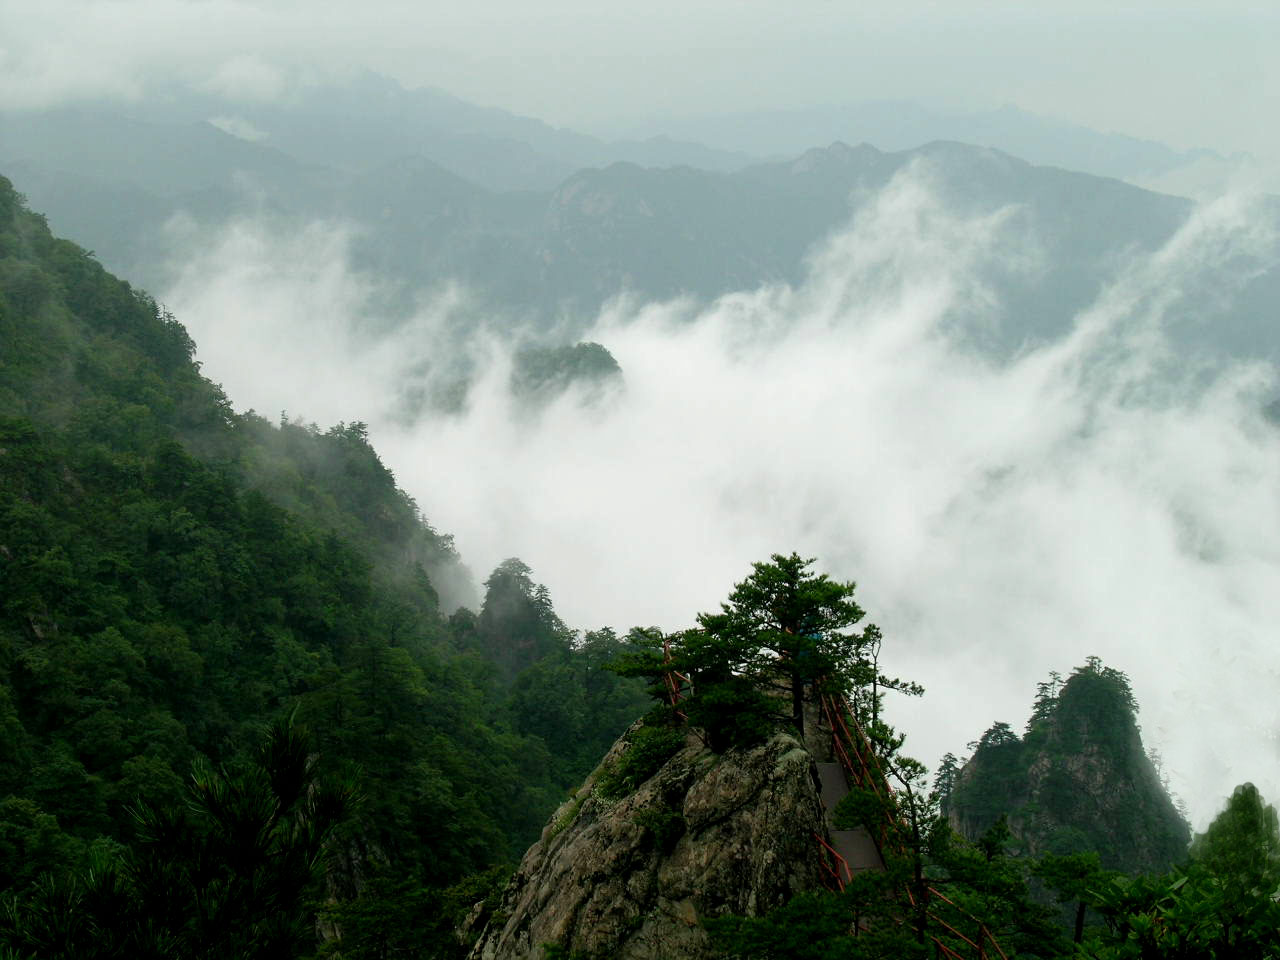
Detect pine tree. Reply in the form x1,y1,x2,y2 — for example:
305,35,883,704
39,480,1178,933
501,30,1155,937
692,552,877,736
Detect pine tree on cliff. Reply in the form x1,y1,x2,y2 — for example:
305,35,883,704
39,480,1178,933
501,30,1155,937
686,552,877,736
610,553,885,748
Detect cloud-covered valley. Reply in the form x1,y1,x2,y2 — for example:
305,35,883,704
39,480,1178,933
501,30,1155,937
161,164,1280,829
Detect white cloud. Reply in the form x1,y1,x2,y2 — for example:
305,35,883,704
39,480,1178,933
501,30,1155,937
200,56,289,104
1137,153,1280,201
160,164,1280,829
0,1,313,110
0,25,142,109
207,114,269,142
159,213,469,427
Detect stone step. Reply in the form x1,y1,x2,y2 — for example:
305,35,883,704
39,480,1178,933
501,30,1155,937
830,827,884,874
816,761,885,874
816,761,849,812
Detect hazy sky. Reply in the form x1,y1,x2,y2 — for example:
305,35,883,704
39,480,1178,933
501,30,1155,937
1,0,1277,159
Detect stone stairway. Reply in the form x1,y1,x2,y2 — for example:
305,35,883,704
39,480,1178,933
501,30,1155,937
816,761,884,875
807,690,1009,960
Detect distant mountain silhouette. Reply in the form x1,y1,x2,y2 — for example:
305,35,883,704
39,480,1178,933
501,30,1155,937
3,81,1276,367
640,100,1232,186
119,70,757,191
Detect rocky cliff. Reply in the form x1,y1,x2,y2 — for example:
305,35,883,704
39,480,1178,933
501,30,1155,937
465,722,831,960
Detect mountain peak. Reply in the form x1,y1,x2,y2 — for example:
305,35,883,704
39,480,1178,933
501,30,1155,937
788,140,881,174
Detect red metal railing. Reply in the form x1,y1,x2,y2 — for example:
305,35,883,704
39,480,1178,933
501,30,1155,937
813,681,1008,960
819,686,902,858
662,635,691,719
813,831,853,890
927,886,1010,960
661,645,1007,959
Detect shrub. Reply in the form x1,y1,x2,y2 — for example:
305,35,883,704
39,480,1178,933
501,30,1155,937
684,676,777,752
832,786,893,832
595,725,686,800
633,807,686,853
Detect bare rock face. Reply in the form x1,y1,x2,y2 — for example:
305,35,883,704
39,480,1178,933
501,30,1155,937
466,726,828,960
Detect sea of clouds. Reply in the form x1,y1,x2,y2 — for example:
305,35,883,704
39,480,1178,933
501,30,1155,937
161,162,1280,829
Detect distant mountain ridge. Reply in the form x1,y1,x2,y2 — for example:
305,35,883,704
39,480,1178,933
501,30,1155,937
2,71,1244,196
120,69,758,191
633,99,1235,188
3,76,1278,382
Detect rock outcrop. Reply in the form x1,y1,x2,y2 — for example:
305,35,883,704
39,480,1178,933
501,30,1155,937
466,724,830,960
944,660,1189,874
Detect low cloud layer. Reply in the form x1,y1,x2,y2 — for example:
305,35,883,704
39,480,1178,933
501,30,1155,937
162,165,1280,828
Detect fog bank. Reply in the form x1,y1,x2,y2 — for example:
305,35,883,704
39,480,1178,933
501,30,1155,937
163,165,1280,828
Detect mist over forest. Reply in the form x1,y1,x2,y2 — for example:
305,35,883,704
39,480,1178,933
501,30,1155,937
141,136,1280,831
2,3,1279,957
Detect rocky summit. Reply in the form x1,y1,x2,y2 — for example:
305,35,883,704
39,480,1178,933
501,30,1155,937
466,724,830,960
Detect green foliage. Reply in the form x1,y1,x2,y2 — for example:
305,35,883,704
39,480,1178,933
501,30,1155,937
318,863,511,960
632,807,686,853
1047,657,1140,760
694,552,874,701
953,722,1026,830
948,659,1188,875
1033,851,1113,944
1082,863,1280,959
604,627,684,713
474,558,572,682
0,176,651,953
317,873,436,960
699,563,1062,960
923,820,1069,959
933,751,962,814
506,628,650,785
832,787,892,833
705,888,865,960
615,554,889,751
547,792,586,841
1188,781,1280,900
0,719,351,959
978,815,1014,861
707,880,932,960
0,797,82,894
510,342,621,403
595,722,686,801
13,172,1269,960
681,674,777,752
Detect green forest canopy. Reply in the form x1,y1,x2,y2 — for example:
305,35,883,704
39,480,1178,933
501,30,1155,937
0,174,648,956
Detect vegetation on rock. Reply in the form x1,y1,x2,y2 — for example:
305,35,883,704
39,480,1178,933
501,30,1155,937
612,553,915,750
943,658,1189,875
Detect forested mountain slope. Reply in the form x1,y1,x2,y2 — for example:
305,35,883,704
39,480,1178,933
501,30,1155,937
0,176,647,955
940,660,1188,875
